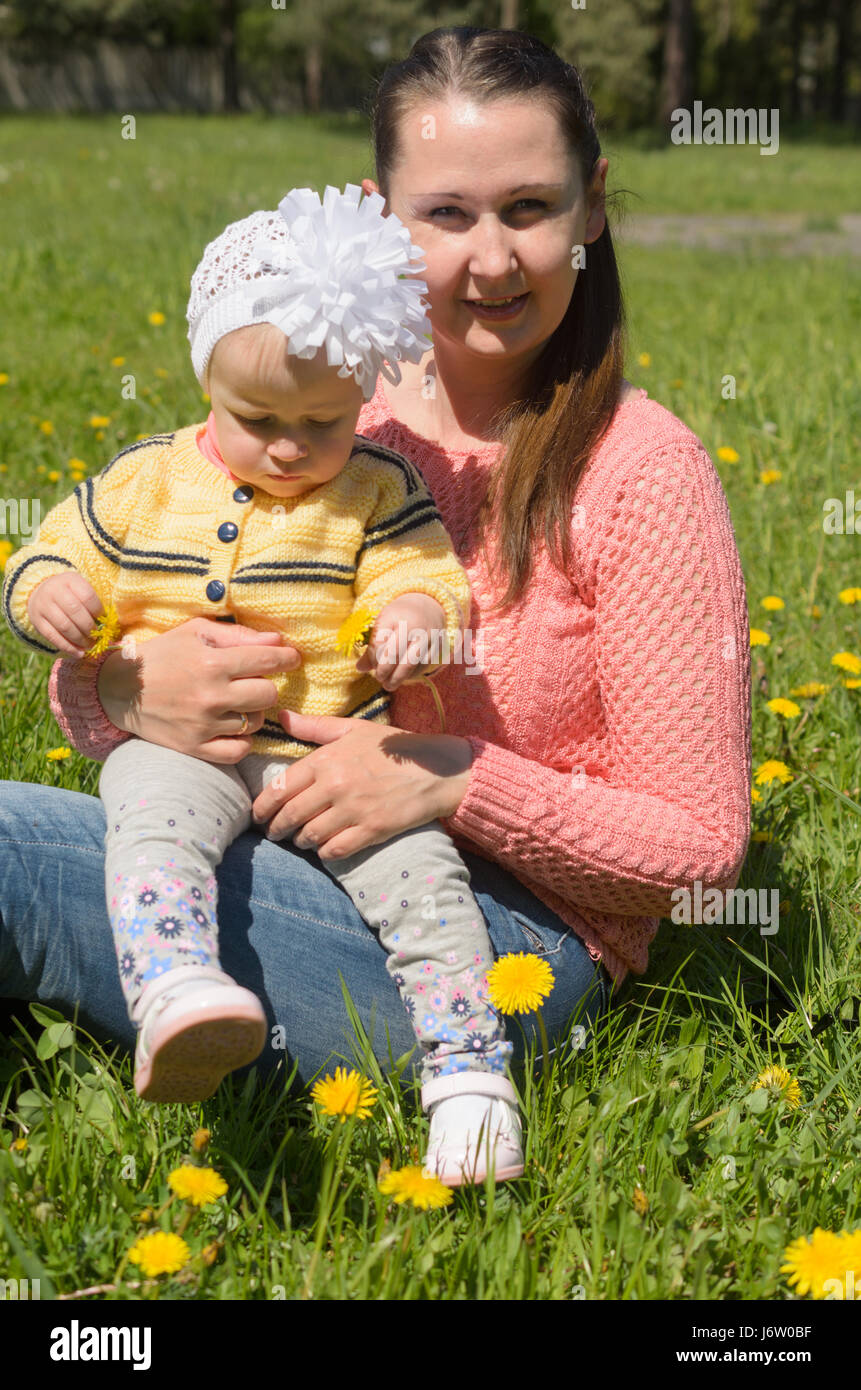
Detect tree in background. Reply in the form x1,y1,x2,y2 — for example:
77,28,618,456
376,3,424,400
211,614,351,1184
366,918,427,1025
0,0,858,127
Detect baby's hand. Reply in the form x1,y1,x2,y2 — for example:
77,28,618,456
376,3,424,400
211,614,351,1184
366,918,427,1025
356,592,448,691
27,572,105,657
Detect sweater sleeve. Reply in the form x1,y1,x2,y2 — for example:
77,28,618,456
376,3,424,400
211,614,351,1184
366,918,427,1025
441,437,752,919
351,450,471,669
2,442,148,654
48,651,131,761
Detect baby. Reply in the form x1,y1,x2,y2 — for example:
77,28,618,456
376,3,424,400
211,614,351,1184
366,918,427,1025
3,186,523,1186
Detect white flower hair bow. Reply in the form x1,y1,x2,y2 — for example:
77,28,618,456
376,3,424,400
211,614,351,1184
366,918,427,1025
246,184,432,394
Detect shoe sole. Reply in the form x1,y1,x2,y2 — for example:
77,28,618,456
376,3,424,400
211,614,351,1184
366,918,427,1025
136,1006,267,1103
428,1156,525,1187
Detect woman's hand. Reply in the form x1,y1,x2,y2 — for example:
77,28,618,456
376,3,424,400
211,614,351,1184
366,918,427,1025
98,618,302,764
250,709,475,859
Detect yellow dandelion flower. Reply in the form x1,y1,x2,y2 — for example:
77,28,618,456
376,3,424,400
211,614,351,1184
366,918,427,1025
111,356,125,367
637,352,651,367
761,596,784,611
780,1228,852,1299
0,539,14,571
127,1230,190,1277
832,651,861,676
335,608,377,656
838,588,861,605
39,420,54,435
716,447,740,464
378,1165,453,1209
88,414,111,428
36,464,46,473
841,677,861,689
136,433,150,441
148,311,166,326
751,787,762,804
486,951,555,1014
200,1241,221,1267
751,831,773,843
47,470,60,482
760,469,781,485
202,392,211,404
95,430,105,441
191,1127,211,1153
0,372,8,385
70,472,85,483
750,628,771,647
86,604,122,658
168,1164,228,1207
754,759,793,786
67,457,88,471
311,1066,378,1123
789,683,828,699
46,747,72,761
767,698,801,718
11,1137,27,1152
632,1185,649,1215
810,605,822,619
753,1064,801,1109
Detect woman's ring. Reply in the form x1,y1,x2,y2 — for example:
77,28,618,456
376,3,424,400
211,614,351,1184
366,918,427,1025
237,712,249,736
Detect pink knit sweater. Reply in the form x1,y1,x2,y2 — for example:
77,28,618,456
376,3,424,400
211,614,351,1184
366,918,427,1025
49,380,752,985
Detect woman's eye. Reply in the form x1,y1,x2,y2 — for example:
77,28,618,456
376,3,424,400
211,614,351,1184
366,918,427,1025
431,206,461,218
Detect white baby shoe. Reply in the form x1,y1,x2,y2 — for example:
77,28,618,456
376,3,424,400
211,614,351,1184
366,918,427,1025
422,1073,524,1187
131,964,267,1103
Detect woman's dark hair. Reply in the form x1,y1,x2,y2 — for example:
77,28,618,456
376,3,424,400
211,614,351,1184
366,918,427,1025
370,26,626,612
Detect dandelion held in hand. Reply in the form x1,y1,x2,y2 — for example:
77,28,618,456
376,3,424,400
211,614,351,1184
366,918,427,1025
86,604,122,658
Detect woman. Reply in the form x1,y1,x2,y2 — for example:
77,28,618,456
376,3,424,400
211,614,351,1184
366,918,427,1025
0,27,751,1093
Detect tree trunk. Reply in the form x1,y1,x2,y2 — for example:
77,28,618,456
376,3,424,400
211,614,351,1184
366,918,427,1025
659,0,693,134
830,0,850,123
305,39,322,113
220,0,241,113
500,0,518,28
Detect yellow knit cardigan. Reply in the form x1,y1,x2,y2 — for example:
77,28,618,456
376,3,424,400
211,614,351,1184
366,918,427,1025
3,425,472,758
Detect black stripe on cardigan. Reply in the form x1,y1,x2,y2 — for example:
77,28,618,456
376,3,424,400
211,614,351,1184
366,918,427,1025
358,498,444,554
352,437,424,493
99,434,176,480
77,481,210,572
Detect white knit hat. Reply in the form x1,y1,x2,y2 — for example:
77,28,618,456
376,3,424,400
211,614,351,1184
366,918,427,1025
187,184,432,401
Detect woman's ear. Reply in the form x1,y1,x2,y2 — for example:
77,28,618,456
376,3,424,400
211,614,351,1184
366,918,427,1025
361,177,389,214
583,157,608,245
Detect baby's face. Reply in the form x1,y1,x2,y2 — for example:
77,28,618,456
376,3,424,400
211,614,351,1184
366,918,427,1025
207,324,365,497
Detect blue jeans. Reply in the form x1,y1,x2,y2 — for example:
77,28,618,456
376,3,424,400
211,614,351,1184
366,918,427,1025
0,780,612,1091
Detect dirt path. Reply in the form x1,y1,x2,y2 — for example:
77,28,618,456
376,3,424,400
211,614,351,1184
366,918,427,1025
615,213,861,257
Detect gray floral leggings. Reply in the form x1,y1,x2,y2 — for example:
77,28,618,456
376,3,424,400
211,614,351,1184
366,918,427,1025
99,738,512,1085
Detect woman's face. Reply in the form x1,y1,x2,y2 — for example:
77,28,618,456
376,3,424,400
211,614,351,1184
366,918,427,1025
365,96,607,371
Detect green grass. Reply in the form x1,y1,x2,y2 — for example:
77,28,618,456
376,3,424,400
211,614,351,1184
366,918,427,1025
1,116,860,1301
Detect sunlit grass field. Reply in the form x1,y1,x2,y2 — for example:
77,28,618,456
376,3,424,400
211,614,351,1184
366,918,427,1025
0,115,859,1301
